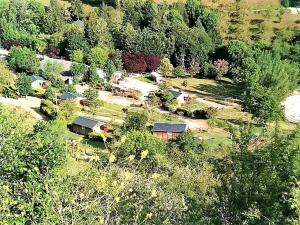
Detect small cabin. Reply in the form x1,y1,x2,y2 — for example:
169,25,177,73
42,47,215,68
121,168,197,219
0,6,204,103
151,72,163,83
152,122,188,141
170,90,189,104
31,75,47,89
59,92,87,105
112,71,122,83
71,116,108,136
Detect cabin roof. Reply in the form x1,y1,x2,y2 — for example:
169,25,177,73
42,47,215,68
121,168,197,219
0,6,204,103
72,116,105,129
170,90,183,98
60,92,83,100
31,75,45,82
152,123,188,133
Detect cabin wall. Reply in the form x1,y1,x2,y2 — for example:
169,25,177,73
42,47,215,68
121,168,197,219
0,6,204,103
72,124,93,136
153,131,182,140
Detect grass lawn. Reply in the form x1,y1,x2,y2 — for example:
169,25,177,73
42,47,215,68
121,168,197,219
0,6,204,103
167,77,241,105
88,101,143,121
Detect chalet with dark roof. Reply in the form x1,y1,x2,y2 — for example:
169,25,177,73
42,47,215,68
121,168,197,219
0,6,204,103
170,90,189,104
152,122,188,140
31,75,47,89
71,116,107,136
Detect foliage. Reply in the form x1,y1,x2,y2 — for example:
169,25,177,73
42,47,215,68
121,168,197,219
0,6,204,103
41,60,64,87
122,111,149,132
59,99,81,119
89,99,105,115
16,73,32,96
43,0,65,34
87,45,110,68
8,47,40,74
0,106,65,223
84,64,99,85
44,87,57,102
40,99,59,119
118,130,166,160
0,62,16,93
70,49,84,63
122,52,147,73
160,57,173,77
213,59,229,80
213,127,300,224
104,60,116,81
83,87,98,101
174,65,186,77
70,63,87,83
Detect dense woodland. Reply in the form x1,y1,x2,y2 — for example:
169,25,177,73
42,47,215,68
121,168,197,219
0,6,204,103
1,0,300,224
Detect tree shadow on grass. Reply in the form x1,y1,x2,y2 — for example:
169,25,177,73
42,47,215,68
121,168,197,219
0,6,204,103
194,82,242,102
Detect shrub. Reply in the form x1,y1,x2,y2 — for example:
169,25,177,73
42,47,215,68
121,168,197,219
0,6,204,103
70,63,87,83
83,87,98,100
8,47,40,74
40,99,58,119
213,59,229,79
123,52,147,73
16,73,32,96
44,87,57,102
143,54,161,71
60,100,81,119
174,66,186,77
70,49,84,63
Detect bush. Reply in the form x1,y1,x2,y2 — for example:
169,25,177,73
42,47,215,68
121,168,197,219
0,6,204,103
40,99,59,119
44,87,57,102
60,100,81,119
70,63,87,83
16,74,32,96
83,87,98,100
70,49,84,63
8,47,40,74
143,54,161,71
123,52,147,73
174,66,186,77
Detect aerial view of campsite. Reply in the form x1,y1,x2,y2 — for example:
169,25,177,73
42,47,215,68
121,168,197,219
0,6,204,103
1,0,300,224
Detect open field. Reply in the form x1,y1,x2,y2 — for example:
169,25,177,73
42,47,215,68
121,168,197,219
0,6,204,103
167,77,241,106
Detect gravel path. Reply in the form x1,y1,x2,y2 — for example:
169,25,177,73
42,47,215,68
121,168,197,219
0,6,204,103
0,96,44,120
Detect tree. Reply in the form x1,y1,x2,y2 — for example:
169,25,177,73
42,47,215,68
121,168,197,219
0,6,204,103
70,0,83,20
104,60,116,81
44,87,57,102
122,111,149,132
90,98,105,115
16,74,32,96
123,52,147,73
43,0,65,34
118,130,166,160
160,57,173,78
40,99,59,119
63,27,89,57
87,45,110,68
70,49,84,63
0,62,16,93
213,127,299,224
85,11,112,47
0,106,65,223
59,99,81,119
173,65,185,77
85,64,99,85
41,60,64,87
70,63,87,83
83,87,98,101
8,47,40,74
213,59,229,80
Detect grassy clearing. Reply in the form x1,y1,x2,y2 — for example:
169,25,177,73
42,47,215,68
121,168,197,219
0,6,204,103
167,77,241,105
